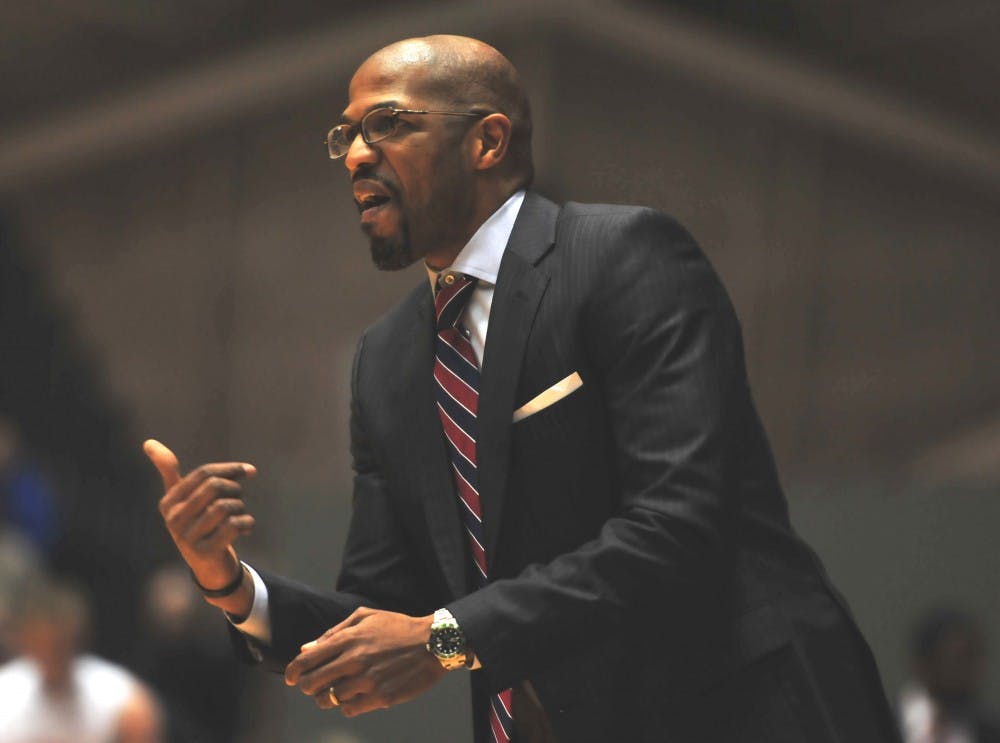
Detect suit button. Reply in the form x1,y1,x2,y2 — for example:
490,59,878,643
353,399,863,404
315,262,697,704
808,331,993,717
443,273,456,286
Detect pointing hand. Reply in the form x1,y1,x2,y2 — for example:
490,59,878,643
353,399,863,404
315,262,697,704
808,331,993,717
145,439,257,608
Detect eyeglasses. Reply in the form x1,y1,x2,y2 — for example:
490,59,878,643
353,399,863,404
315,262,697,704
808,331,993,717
325,106,485,160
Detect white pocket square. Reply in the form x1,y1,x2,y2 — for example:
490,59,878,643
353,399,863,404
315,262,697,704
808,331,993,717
512,372,583,422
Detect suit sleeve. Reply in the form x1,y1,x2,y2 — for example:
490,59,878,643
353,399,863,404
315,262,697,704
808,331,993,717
447,209,746,690
231,335,431,670
335,334,437,612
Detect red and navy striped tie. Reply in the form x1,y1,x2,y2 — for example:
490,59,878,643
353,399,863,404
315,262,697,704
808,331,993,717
433,273,514,743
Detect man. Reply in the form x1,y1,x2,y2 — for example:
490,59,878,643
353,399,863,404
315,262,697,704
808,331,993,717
0,579,162,743
147,35,900,742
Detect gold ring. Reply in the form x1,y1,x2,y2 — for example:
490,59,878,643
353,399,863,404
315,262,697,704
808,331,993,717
327,686,340,706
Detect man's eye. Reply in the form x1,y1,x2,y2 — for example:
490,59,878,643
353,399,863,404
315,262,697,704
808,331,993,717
366,111,398,139
333,125,355,144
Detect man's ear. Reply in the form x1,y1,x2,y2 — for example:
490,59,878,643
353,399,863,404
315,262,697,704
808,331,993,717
470,113,512,171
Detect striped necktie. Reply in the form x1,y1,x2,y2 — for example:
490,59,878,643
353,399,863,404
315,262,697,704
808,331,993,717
433,273,515,743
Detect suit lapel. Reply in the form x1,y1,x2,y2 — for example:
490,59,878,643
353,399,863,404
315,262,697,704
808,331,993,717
402,288,470,600
477,192,560,569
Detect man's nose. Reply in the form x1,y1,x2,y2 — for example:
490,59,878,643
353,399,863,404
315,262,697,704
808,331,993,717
344,132,379,173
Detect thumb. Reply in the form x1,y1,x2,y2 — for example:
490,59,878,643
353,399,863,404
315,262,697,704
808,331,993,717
143,438,182,489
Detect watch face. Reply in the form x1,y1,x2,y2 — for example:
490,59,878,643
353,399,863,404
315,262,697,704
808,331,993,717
430,626,465,658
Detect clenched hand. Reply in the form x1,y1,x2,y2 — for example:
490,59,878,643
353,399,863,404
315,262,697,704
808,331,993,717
284,607,446,717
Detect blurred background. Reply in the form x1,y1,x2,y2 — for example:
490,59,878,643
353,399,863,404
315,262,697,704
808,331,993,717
1,1,998,741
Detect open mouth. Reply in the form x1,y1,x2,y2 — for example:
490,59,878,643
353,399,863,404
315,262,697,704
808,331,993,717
356,193,391,214
353,180,394,218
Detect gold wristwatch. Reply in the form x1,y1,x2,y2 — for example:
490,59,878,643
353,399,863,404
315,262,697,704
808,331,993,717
426,608,471,670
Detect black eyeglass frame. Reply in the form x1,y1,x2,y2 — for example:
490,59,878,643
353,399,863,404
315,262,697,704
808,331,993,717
325,107,486,160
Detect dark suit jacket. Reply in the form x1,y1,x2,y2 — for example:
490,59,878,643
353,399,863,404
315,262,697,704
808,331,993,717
243,193,900,742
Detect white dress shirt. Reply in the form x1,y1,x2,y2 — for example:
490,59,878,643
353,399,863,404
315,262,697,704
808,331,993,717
230,190,526,644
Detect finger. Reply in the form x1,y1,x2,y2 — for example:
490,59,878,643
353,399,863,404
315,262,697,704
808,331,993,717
341,693,390,718
296,655,363,696
164,476,241,535
202,514,255,551
184,497,246,541
326,674,374,705
301,607,377,651
144,439,181,489
170,477,243,531
285,635,356,687
313,687,340,711
159,462,256,514
287,617,365,682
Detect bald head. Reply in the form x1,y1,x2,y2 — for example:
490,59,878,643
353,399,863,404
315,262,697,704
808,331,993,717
355,35,534,186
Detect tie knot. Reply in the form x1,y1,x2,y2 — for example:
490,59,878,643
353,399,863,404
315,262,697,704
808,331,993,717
435,273,477,331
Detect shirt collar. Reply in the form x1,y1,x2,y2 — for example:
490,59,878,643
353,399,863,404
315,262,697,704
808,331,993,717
426,189,526,291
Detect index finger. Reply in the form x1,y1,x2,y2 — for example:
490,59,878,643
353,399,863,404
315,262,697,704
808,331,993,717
158,461,258,513
301,607,377,651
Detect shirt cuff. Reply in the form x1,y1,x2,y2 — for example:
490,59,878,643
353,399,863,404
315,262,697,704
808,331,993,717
226,562,271,645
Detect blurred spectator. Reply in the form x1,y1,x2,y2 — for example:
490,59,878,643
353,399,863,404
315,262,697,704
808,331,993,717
0,527,42,662
0,578,162,743
899,607,1000,743
136,565,250,743
0,415,61,557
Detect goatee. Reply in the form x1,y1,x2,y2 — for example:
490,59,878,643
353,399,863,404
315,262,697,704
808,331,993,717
368,224,417,271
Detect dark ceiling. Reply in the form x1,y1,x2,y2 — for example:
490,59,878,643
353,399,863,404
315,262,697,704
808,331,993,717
637,0,1000,131
0,0,359,128
2,0,998,132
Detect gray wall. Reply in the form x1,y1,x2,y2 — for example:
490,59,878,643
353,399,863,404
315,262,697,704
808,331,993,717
9,27,1000,741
